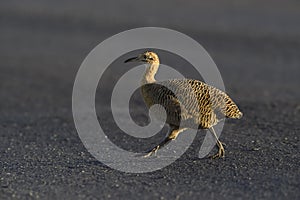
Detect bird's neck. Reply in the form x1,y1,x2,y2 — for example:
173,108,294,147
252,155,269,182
141,62,159,85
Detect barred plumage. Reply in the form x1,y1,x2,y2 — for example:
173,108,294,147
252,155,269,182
125,51,243,158
142,79,242,128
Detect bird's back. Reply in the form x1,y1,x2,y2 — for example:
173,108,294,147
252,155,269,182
141,79,242,129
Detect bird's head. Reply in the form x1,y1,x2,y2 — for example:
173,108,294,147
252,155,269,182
124,51,159,64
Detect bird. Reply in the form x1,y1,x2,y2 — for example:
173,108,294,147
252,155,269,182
124,51,243,159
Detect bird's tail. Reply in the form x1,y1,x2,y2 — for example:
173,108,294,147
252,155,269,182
225,103,243,119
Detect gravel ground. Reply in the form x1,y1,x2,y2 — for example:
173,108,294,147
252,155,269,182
0,0,299,199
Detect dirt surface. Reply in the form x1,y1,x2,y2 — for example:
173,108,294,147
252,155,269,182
0,0,299,199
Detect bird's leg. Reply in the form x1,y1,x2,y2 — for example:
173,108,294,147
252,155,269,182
144,126,187,157
209,127,225,159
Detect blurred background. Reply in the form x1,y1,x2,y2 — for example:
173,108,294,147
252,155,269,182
0,0,299,199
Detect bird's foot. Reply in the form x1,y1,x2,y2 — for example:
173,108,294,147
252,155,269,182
210,142,225,159
143,145,160,158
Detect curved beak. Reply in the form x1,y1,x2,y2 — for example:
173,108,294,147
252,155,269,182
124,56,139,63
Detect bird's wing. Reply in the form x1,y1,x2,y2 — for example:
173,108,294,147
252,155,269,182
142,79,242,124
185,79,243,120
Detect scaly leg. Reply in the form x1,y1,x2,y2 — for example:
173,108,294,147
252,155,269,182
209,127,225,159
144,126,187,157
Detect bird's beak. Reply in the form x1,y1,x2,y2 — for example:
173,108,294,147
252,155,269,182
124,56,139,63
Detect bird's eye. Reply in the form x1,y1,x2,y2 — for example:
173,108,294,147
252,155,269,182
143,55,147,59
